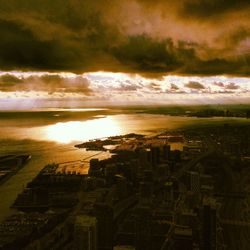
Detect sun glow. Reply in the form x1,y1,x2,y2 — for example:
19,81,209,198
45,116,122,143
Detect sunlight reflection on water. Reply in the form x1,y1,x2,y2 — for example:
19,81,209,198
44,116,123,143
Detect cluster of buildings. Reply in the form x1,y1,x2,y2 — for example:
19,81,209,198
1,124,249,250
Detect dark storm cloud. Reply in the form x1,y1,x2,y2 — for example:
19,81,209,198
213,82,224,87
115,81,143,91
213,82,241,93
149,82,162,91
0,74,93,94
0,1,121,72
185,81,205,89
0,0,249,76
111,36,182,73
225,83,240,90
170,83,179,90
225,28,250,47
180,0,250,19
0,74,24,92
0,74,23,85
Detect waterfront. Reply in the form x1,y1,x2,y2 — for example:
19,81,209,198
0,109,249,222
1,109,249,144
0,119,249,249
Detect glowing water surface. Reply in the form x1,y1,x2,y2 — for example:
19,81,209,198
45,116,122,143
3,113,247,145
30,114,191,143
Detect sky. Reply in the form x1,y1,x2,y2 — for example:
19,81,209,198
0,0,249,108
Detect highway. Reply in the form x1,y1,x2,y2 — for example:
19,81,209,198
174,148,215,180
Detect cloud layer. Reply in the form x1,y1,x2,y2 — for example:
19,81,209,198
0,73,92,94
0,72,249,107
0,0,249,76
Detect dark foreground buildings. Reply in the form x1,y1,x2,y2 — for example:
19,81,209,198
0,124,249,250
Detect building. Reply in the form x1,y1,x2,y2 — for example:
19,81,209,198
139,182,153,205
74,215,97,250
135,206,152,250
89,159,101,177
94,203,113,250
163,144,171,160
173,226,193,250
188,171,200,194
164,181,174,207
202,204,217,250
114,246,135,250
149,146,161,168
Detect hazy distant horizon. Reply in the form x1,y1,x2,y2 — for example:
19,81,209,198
0,103,250,112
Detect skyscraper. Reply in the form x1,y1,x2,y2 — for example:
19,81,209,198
202,205,217,250
189,171,200,194
74,215,97,250
135,206,152,250
94,203,114,250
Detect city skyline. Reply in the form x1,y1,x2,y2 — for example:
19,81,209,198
0,2,249,249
